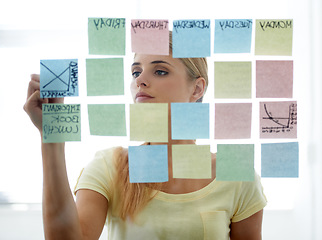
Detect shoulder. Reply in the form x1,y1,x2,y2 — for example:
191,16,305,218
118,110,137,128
90,146,127,168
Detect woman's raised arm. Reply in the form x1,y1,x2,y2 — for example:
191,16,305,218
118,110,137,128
23,74,108,239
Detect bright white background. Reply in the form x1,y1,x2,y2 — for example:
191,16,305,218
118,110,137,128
0,0,321,239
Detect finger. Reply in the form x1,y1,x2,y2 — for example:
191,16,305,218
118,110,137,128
31,74,40,82
49,97,64,104
27,75,40,100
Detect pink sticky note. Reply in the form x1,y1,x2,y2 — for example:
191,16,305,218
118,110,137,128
215,103,252,139
131,19,169,55
260,101,297,138
256,60,293,98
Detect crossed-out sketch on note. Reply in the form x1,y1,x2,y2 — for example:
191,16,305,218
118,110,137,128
40,60,78,98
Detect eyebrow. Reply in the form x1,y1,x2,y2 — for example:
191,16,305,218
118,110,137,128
131,60,173,67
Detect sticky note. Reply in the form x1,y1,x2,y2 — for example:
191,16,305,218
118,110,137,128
42,104,81,143
171,103,209,140
88,104,126,136
128,145,168,183
172,19,211,58
86,58,124,96
214,19,253,53
130,103,168,142
88,18,126,55
215,103,252,139
131,19,169,55
216,144,254,181
256,60,293,98
261,142,299,178
255,19,293,56
172,144,212,179
40,59,78,98
214,62,252,99
260,101,297,138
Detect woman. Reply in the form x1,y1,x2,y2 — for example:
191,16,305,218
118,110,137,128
24,36,267,240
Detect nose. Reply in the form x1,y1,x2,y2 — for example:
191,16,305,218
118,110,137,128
135,71,149,87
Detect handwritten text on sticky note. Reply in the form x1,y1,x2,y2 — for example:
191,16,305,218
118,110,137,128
40,59,78,98
88,18,126,55
131,19,169,55
214,19,252,53
172,19,211,58
42,104,81,143
255,19,293,56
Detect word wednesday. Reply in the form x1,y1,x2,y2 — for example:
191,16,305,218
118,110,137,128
173,20,210,33
93,18,125,30
131,20,169,33
259,20,292,31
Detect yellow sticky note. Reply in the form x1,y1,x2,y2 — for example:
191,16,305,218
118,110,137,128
130,103,168,142
214,62,252,99
172,145,212,179
255,19,293,56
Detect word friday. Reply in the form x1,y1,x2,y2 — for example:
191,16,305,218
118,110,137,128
173,20,210,33
259,20,292,31
131,20,169,33
218,20,252,31
93,18,125,30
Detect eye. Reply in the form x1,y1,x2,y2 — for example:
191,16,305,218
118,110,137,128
132,71,141,78
155,70,168,76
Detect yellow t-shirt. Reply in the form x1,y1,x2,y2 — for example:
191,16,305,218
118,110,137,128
74,147,267,240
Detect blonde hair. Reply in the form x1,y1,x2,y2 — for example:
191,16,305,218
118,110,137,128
115,31,209,221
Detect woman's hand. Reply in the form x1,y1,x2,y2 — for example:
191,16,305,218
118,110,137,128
23,74,63,134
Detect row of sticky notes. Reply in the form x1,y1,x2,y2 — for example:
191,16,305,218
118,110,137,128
88,18,293,56
40,59,293,99
41,102,297,143
128,142,299,183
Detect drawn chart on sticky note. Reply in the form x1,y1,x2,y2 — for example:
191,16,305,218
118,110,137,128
260,101,297,138
40,59,78,98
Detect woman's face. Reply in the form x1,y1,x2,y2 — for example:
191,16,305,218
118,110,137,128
130,54,196,103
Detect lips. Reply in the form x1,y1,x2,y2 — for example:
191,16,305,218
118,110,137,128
135,92,154,102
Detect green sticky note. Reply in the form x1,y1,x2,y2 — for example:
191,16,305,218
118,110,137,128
130,103,168,142
88,104,126,136
42,104,81,143
255,19,293,56
88,18,126,55
172,145,212,179
214,62,252,99
86,58,124,96
216,144,254,181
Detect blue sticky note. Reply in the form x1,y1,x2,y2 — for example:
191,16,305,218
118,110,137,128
128,145,169,183
171,103,209,140
261,142,299,178
40,59,78,98
172,19,211,58
214,19,253,53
